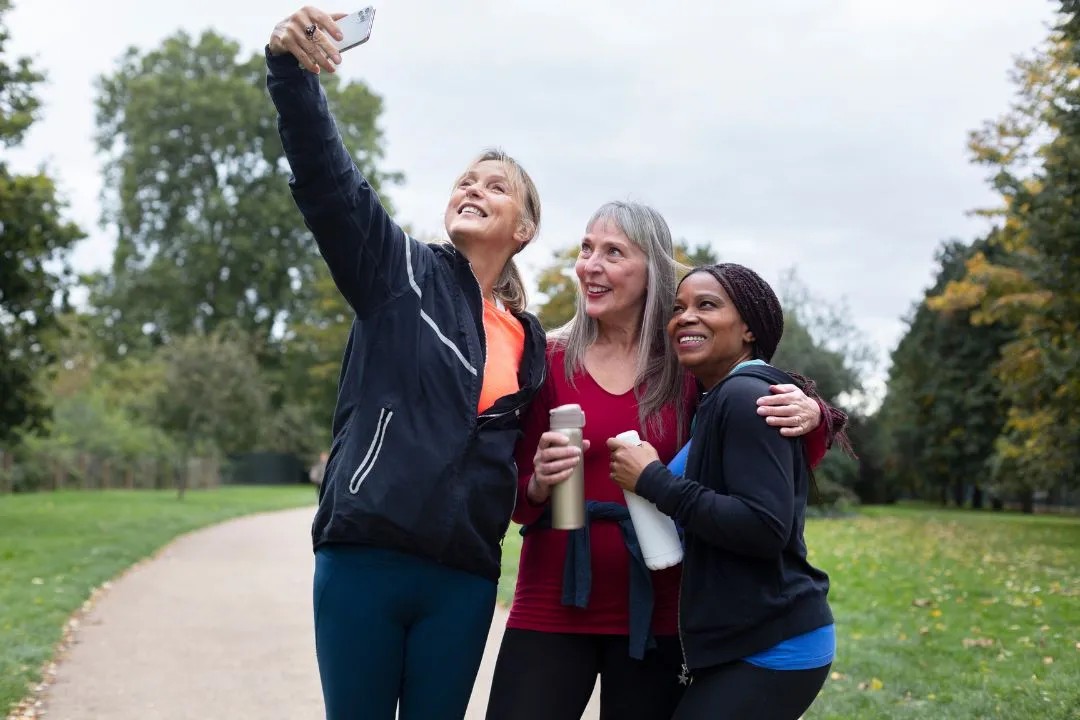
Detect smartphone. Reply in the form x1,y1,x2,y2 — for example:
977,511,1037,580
332,7,376,52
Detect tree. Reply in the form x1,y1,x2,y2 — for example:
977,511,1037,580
153,327,270,484
773,268,875,407
534,239,717,330
930,4,1080,508
879,236,1012,507
88,29,402,356
0,0,85,443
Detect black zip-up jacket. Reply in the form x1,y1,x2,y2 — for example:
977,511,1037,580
635,365,833,670
266,49,547,582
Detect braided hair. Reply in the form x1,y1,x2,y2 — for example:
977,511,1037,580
681,264,855,497
686,264,785,363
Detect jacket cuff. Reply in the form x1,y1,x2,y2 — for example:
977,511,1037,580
634,460,671,505
265,45,307,78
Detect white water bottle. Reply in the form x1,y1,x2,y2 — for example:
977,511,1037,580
615,430,684,571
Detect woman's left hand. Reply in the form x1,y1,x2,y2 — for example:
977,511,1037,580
607,438,660,493
756,384,822,437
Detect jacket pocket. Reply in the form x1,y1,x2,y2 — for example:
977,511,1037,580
348,406,394,494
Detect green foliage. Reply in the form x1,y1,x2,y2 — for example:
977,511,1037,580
25,388,179,463
774,268,875,408
879,237,1012,504
926,3,1080,499
87,29,401,355
0,1,85,442
152,327,269,455
0,0,39,146
535,245,579,330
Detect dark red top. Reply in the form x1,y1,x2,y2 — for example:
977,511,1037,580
506,345,830,637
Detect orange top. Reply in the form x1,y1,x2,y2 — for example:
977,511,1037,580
478,299,525,413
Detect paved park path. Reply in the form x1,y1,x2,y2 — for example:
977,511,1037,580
40,506,599,719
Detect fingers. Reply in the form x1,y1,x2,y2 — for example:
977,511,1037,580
539,431,570,449
288,31,325,73
757,385,801,406
538,451,583,474
764,414,802,427
304,7,344,66
759,402,799,418
606,438,628,452
305,6,345,39
534,440,583,486
285,8,343,73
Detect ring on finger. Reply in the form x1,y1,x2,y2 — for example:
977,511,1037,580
305,23,318,40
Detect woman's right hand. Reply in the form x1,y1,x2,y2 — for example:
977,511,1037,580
268,7,347,75
526,431,590,505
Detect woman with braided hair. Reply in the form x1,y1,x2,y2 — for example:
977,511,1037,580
608,263,847,720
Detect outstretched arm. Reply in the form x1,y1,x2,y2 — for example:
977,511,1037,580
266,7,418,316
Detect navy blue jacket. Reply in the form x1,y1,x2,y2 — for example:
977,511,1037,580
636,365,833,670
266,49,548,582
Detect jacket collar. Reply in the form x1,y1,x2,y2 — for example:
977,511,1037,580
433,242,548,394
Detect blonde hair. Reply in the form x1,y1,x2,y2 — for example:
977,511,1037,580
467,148,541,314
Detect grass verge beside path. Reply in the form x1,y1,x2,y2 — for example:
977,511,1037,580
497,506,1080,719
0,486,316,716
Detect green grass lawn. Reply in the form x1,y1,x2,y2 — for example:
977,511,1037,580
0,486,316,716
498,506,1080,719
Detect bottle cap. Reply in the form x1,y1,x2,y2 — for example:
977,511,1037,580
549,404,586,430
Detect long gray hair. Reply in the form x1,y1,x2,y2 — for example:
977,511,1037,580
549,201,689,443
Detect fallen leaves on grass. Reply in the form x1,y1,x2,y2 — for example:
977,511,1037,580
5,574,123,720
963,637,996,648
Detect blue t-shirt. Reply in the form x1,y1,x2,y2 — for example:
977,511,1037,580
666,359,766,477
665,358,835,671
744,624,835,670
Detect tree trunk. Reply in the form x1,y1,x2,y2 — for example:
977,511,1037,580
177,456,188,500
1020,488,1035,515
953,482,965,508
971,485,984,510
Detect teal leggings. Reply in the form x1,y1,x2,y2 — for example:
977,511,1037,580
313,546,497,720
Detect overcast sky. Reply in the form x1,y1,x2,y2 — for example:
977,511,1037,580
5,0,1057,395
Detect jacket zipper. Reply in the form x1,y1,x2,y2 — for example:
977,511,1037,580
348,406,394,494
433,263,486,565
478,359,546,429
677,548,691,686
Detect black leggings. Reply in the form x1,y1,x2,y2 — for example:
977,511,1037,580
672,660,830,720
485,628,686,720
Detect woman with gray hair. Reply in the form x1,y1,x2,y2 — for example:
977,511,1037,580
484,201,838,720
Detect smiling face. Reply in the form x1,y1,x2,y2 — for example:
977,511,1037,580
667,270,755,389
444,159,528,257
574,218,649,327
